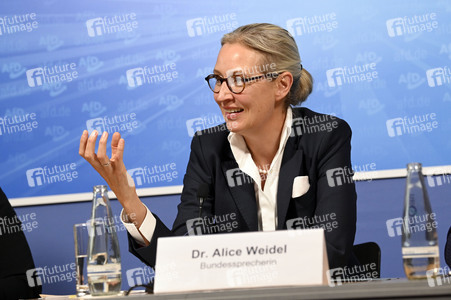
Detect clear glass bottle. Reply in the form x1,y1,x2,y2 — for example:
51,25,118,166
402,163,440,279
87,185,122,295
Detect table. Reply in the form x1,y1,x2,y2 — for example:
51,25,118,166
91,278,451,300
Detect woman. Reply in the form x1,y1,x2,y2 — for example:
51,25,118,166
79,23,357,270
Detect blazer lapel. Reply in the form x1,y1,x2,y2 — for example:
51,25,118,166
221,160,259,231
276,109,305,229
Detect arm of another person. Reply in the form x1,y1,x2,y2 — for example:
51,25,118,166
313,119,357,269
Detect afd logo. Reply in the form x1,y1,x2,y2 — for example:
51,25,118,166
26,168,45,187
386,217,403,237
127,168,145,186
26,68,44,87
426,67,451,87
86,118,105,135
226,168,253,187
326,167,353,187
186,117,205,137
26,268,43,287
186,217,205,236
126,68,145,87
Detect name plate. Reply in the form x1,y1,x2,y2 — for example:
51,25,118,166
154,229,329,293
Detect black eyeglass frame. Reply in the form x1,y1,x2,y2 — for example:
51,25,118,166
204,71,283,94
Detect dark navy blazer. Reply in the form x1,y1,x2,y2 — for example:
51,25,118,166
128,107,357,270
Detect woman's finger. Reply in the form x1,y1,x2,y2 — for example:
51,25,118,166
84,130,99,162
97,131,110,164
111,132,121,159
79,130,89,156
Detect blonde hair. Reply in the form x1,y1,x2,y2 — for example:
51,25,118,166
221,23,313,107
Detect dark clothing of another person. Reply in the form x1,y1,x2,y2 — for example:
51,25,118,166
0,187,41,299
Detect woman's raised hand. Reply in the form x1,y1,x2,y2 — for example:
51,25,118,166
79,130,146,228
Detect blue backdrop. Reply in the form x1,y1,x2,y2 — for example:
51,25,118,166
1,1,450,201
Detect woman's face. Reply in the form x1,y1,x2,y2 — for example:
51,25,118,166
213,43,283,136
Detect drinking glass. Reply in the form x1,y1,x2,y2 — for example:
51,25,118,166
74,223,90,297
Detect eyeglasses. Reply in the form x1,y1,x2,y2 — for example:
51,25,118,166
204,71,282,94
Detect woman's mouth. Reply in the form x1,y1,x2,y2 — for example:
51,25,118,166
224,108,244,120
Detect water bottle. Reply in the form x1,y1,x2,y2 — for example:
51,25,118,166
87,185,122,295
402,163,440,279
